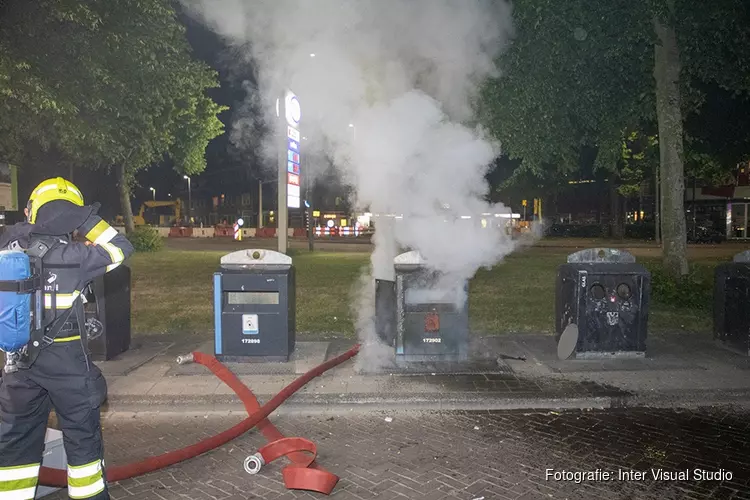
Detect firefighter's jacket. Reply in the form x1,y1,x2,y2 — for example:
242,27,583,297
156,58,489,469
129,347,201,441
3,215,134,324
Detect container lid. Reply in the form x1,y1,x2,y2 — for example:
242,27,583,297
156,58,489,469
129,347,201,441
220,249,292,269
394,250,426,267
734,250,750,263
567,248,635,264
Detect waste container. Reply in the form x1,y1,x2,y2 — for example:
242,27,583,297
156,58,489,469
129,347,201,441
714,250,750,356
555,248,651,360
87,264,132,361
213,249,295,361
393,251,469,362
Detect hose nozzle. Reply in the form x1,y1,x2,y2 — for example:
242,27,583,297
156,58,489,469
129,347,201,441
176,353,195,365
243,452,265,475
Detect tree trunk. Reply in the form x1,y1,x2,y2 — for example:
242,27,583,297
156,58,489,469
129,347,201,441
117,164,135,234
609,175,624,240
654,11,688,278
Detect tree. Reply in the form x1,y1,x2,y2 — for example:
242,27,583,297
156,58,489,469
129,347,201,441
478,1,655,241
0,0,227,233
479,0,750,279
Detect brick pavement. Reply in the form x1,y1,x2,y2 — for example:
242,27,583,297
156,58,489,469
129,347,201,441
42,407,750,500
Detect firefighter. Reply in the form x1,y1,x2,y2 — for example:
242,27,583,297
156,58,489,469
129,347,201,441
0,177,134,500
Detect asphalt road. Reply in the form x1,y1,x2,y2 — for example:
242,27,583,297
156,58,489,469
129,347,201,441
43,407,750,499
166,236,373,253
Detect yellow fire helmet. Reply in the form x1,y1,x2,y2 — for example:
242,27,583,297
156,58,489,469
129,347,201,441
27,177,85,224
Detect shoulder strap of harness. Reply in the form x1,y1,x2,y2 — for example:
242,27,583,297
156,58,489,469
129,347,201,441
26,236,59,260
27,236,64,329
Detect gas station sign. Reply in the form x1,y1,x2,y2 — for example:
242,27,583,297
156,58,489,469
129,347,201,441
285,91,301,209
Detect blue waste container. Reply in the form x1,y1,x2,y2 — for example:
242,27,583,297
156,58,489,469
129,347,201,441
213,249,296,362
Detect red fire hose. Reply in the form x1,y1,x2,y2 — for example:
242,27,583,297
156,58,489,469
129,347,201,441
38,344,361,495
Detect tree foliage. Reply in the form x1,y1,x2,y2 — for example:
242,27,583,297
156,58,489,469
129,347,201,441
619,130,658,198
479,0,750,277
0,0,227,232
478,0,654,176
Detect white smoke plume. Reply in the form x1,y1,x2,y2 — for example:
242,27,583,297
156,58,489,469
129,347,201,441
182,0,521,370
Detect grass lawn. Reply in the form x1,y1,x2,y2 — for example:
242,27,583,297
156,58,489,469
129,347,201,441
129,248,721,337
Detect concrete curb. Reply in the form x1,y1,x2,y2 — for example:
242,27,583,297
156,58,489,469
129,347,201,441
100,389,750,415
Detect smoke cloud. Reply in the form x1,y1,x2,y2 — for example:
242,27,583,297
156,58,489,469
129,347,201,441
182,0,521,370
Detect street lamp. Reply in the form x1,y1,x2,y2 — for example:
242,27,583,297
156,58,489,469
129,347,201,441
149,187,155,200
184,175,192,224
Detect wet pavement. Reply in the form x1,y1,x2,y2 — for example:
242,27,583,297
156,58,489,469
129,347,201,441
43,407,750,499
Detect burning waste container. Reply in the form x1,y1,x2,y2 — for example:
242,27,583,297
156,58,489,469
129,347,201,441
555,248,651,360
212,249,296,362
388,251,469,362
714,250,750,356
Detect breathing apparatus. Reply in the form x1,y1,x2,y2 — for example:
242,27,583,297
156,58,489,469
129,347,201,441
1,177,104,374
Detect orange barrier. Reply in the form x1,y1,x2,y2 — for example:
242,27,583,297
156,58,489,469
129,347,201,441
213,226,234,238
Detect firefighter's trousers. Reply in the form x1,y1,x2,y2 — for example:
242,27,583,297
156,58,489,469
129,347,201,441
0,338,109,499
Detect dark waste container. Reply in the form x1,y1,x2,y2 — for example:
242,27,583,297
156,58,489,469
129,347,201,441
87,264,132,361
555,248,651,360
213,249,295,362
393,251,469,362
714,250,750,356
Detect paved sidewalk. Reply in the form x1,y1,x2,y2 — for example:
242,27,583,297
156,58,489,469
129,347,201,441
91,332,750,414
42,407,750,500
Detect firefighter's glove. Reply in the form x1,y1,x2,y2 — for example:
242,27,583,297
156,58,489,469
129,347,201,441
78,210,117,245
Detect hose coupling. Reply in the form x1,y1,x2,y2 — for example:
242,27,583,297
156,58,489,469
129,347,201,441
243,452,265,475
176,353,195,365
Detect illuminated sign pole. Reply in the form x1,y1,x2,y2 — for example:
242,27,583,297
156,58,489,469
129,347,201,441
277,90,301,254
